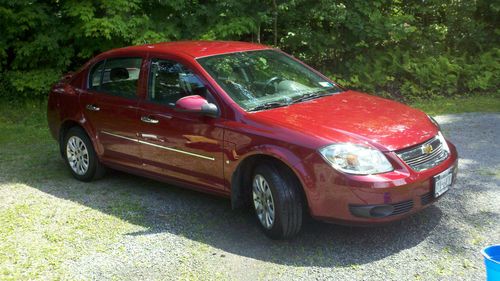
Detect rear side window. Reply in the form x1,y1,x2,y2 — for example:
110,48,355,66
88,57,142,99
89,60,105,89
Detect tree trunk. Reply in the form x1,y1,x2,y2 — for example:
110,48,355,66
257,24,261,43
272,0,278,46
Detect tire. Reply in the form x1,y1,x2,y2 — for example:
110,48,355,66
63,126,105,181
252,161,303,239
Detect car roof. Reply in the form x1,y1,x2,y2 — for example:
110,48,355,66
104,40,271,59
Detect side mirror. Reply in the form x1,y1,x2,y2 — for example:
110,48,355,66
175,95,219,117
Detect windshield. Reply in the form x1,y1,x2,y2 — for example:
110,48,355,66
197,50,341,111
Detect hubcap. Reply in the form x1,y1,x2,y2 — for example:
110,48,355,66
66,136,89,175
252,174,275,229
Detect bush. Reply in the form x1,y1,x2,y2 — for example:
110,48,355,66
332,48,499,101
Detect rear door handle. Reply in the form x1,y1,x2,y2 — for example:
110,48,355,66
86,104,100,111
141,116,159,124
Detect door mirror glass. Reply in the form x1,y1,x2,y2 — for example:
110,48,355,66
175,95,219,117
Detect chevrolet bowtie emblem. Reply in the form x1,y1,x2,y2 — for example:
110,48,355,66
422,144,433,154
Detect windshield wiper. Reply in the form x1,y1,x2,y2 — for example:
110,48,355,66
248,101,289,112
292,91,332,104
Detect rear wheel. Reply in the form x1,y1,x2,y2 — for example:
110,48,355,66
63,127,105,181
252,162,303,239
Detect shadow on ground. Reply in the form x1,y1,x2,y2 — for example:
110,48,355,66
4,113,499,268
9,162,443,267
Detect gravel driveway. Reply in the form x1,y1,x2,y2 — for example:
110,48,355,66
1,113,499,280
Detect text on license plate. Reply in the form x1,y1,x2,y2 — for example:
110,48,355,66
434,167,453,198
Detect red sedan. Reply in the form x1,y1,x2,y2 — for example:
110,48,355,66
48,41,458,239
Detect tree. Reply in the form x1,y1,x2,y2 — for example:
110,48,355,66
0,0,498,101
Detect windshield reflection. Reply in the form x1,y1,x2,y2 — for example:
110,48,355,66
197,50,341,111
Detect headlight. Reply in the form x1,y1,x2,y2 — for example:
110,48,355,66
428,114,449,138
319,144,393,175
437,131,450,153
427,114,440,129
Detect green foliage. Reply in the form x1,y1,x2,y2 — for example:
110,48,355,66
7,69,61,99
336,48,500,100
411,94,500,116
0,0,498,101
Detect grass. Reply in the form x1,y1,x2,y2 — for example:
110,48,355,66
410,94,500,116
0,100,233,280
0,100,150,280
0,96,498,279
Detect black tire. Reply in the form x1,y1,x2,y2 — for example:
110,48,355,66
62,126,105,182
252,161,303,239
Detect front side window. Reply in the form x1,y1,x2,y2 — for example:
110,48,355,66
197,50,341,111
89,57,142,99
148,59,207,107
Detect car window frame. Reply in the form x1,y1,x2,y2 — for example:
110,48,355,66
87,59,106,90
86,56,143,100
145,56,221,113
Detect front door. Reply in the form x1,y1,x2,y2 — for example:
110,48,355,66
137,58,225,190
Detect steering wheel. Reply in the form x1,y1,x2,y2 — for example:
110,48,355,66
263,76,284,95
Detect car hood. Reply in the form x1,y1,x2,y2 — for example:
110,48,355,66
249,90,438,151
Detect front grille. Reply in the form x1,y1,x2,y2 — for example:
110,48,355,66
390,199,414,216
397,135,449,171
420,192,433,206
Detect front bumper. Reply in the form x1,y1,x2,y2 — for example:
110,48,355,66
296,141,458,225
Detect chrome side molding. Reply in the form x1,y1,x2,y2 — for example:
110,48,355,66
101,131,215,161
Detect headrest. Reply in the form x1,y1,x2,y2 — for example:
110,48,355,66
109,68,129,81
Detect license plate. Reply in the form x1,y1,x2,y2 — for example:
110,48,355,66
434,166,454,198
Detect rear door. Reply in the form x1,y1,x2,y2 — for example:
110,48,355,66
79,57,145,169
137,57,225,191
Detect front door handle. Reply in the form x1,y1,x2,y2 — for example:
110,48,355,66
141,116,159,124
86,104,100,111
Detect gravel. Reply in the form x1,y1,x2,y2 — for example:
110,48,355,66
3,113,500,280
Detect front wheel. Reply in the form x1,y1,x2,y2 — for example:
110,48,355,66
252,162,303,239
63,127,105,181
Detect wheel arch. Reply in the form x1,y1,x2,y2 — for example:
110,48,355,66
58,119,98,158
230,152,309,213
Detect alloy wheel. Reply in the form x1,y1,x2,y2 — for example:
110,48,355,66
253,174,275,229
66,136,90,175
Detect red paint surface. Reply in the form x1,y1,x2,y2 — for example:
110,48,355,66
250,91,438,151
48,41,459,224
